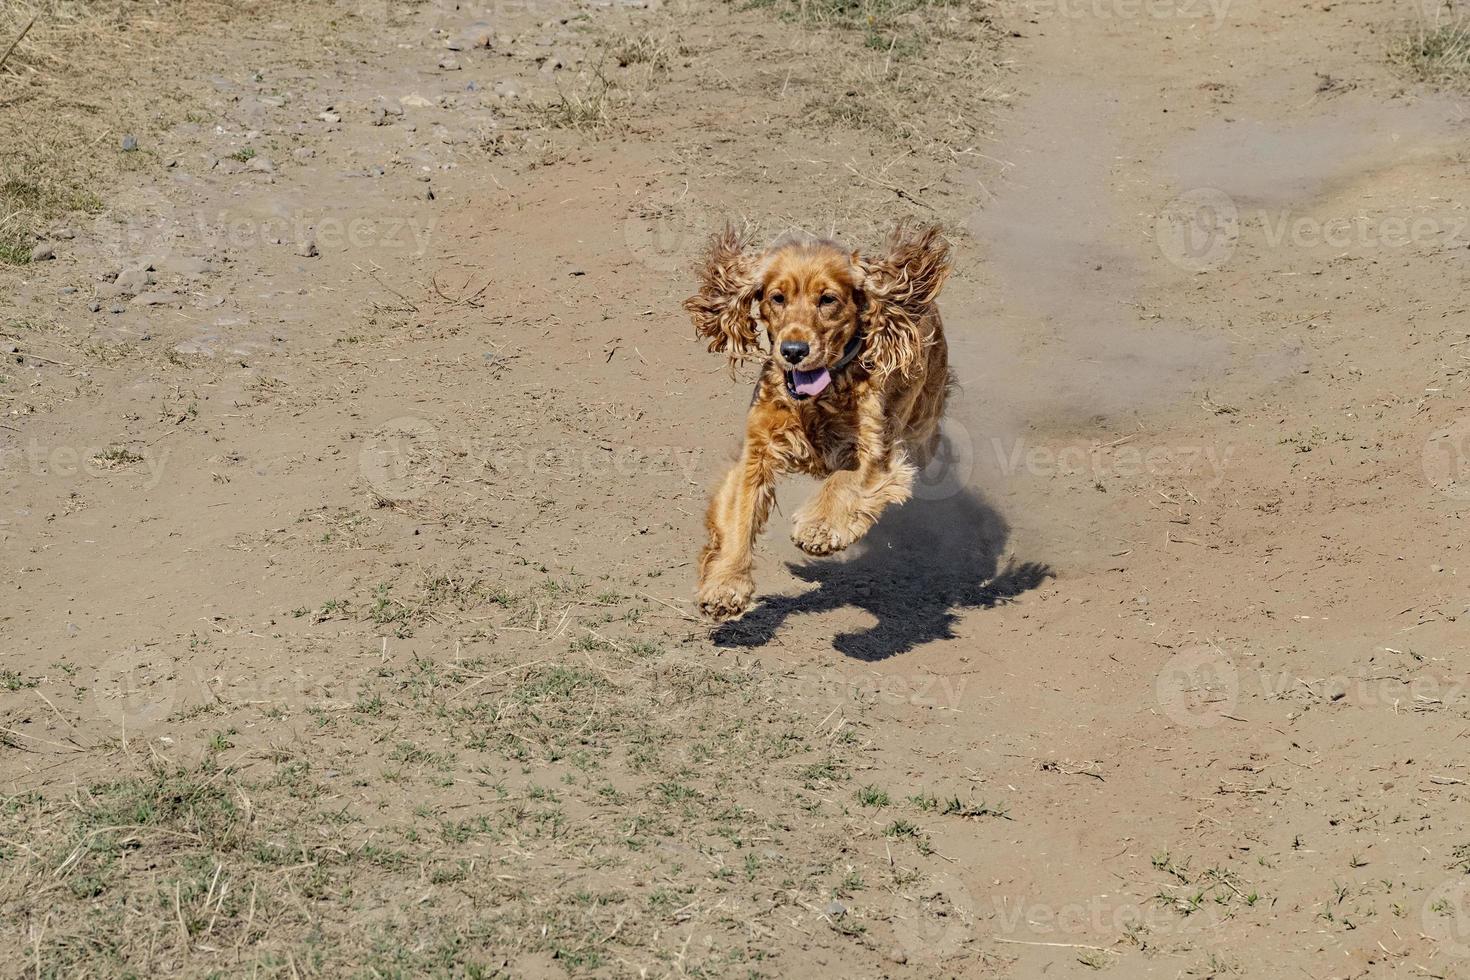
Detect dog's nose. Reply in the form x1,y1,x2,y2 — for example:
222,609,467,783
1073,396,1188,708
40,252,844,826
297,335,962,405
779,340,809,366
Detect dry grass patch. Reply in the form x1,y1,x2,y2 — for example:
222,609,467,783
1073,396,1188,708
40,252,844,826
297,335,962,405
1389,18,1470,86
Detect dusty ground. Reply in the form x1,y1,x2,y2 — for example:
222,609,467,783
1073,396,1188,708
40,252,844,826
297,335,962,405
3,0,1470,976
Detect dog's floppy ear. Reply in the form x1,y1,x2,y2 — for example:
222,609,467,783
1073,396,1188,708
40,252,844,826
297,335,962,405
683,226,763,364
856,223,951,381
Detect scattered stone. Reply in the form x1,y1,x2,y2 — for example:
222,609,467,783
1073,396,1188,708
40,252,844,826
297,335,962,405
886,949,909,965
444,38,465,51
29,243,55,262
88,300,101,313
318,110,342,123
494,80,522,100
51,228,76,240
384,103,404,116
121,134,139,151
258,95,286,107
296,239,319,258
59,286,77,294
825,900,846,917
247,155,277,173
400,94,434,108
292,146,317,162
371,106,388,126
115,269,153,295
4,342,18,354
109,303,126,314
438,57,461,71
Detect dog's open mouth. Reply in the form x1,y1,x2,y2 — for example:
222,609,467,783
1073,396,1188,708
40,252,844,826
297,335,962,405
788,367,832,399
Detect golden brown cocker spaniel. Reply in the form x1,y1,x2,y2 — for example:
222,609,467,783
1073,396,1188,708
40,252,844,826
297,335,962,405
684,223,953,620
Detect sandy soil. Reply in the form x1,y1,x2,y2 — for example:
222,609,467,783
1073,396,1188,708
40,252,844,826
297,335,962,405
3,0,1470,976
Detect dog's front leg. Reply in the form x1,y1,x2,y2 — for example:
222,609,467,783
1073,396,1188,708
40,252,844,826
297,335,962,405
697,440,778,620
792,387,914,556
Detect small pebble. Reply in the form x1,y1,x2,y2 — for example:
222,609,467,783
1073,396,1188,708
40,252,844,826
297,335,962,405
438,57,461,71
121,134,139,151
109,303,126,314
59,286,76,294
88,300,101,313
372,106,388,126
247,156,277,173
297,240,319,258
292,146,316,162
887,949,908,965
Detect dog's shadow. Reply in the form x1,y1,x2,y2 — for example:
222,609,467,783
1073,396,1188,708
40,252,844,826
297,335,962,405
713,486,1052,660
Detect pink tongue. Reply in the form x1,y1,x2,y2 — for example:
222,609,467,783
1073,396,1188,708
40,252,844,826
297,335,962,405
793,367,832,397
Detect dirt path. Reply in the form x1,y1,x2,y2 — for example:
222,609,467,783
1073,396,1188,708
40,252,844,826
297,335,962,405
3,0,1469,975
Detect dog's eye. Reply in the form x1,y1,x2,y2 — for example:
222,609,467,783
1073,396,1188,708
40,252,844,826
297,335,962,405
770,293,785,306
819,294,838,307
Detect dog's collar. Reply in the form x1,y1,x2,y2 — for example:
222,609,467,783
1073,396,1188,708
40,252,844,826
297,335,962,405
783,327,864,402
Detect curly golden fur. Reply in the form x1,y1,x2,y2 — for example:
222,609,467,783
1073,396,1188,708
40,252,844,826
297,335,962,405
683,222,953,620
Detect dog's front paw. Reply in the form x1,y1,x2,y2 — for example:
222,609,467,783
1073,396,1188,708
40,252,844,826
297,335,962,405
792,517,859,556
698,575,754,621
